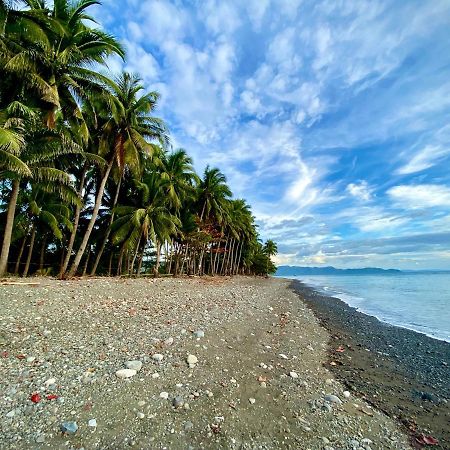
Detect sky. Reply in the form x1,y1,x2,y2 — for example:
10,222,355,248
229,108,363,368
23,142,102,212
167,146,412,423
92,0,450,270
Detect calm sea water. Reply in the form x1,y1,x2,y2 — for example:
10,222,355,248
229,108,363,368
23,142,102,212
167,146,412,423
287,273,450,342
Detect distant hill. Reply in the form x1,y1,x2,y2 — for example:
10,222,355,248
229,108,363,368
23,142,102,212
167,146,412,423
276,266,402,276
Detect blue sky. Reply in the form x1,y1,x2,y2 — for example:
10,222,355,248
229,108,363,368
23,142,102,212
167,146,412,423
93,0,450,270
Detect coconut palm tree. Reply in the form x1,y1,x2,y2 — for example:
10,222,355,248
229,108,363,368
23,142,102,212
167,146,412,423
111,170,180,276
68,72,168,277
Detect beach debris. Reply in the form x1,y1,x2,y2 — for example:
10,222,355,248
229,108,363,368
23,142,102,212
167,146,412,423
416,434,439,446
152,353,164,362
125,360,143,372
46,394,58,400
115,368,137,379
343,391,351,399
336,346,345,353
30,393,41,403
278,353,288,359
60,421,78,434
289,371,299,379
159,391,169,399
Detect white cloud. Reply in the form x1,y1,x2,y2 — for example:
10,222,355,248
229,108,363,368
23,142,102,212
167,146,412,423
397,145,450,175
346,181,372,201
388,184,450,209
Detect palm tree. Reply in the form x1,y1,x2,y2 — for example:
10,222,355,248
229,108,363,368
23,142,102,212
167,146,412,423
111,171,180,276
0,108,80,276
68,72,168,277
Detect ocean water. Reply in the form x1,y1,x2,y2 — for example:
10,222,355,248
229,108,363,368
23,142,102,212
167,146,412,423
288,273,450,342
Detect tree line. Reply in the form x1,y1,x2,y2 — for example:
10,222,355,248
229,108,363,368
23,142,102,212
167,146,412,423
0,0,278,278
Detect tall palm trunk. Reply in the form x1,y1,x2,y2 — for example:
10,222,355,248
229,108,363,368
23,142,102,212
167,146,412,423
154,241,161,277
82,247,91,276
90,177,122,275
39,235,47,272
23,224,36,277
14,234,27,275
130,230,142,275
67,158,114,277
0,179,20,276
59,166,87,277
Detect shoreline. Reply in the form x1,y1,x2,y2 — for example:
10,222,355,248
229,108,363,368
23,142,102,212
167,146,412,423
294,279,449,344
289,279,450,449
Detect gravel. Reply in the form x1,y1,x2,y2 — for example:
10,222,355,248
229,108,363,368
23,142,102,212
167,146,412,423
0,276,411,449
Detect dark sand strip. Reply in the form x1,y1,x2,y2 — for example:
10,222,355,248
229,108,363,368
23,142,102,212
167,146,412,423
290,280,450,449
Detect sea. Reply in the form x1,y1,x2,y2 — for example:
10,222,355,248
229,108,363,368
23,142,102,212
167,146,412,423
286,273,450,343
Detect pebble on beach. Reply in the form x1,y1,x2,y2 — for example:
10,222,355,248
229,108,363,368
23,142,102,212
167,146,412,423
60,421,78,434
116,369,137,379
187,354,198,367
125,360,143,372
152,354,164,362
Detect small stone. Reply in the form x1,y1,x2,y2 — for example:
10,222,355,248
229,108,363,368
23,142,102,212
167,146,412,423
260,382,267,388
278,354,288,359
172,396,184,408
26,356,36,363
44,378,56,387
193,330,205,338
249,398,256,404
186,354,198,367
125,360,142,372
88,419,97,427
361,438,373,445
36,435,45,443
152,354,164,362
289,371,299,379
6,410,15,418
60,421,78,434
343,391,351,399
115,369,137,379
184,421,194,431
151,372,160,379
324,394,342,404
138,401,146,407
160,392,169,399
136,412,145,419
164,337,174,346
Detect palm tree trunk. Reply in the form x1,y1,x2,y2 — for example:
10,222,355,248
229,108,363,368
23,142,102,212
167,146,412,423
14,234,27,275
82,247,91,276
180,243,189,275
23,224,36,277
90,178,122,275
117,246,124,276
59,166,87,277
130,230,142,275
220,239,229,275
39,235,47,272
137,242,145,277
0,179,20,277
108,251,114,276
154,241,161,277
67,158,114,277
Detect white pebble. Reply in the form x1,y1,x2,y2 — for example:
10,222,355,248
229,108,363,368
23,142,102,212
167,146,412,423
289,371,299,379
152,354,164,362
88,419,97,427
115,369,137,379
159,392,169,399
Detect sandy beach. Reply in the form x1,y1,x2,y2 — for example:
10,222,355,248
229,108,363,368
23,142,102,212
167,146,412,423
1,276,412,449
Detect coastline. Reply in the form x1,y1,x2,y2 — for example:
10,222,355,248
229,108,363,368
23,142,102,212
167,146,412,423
290,279,450,449
0,276,410,449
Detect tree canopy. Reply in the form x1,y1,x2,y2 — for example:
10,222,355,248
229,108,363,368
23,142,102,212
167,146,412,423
0,0,277,278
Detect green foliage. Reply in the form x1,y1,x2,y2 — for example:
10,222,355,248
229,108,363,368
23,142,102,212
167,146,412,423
0,0,277,277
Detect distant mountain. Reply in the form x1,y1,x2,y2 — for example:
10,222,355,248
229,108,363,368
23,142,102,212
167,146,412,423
276,266,402,276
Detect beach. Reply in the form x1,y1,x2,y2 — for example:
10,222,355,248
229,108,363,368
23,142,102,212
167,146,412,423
291,280,450,449
1,276,415,449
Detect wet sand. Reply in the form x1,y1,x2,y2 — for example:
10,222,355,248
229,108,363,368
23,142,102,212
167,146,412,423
290,280,450,449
